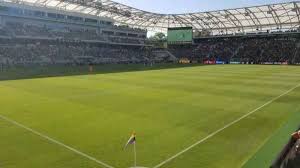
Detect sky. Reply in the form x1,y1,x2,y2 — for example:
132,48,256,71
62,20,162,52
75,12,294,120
113,0,293,14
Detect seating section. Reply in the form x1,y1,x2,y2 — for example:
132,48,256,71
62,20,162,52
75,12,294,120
169,35,300,64
1,21,144,44
0,41,150,65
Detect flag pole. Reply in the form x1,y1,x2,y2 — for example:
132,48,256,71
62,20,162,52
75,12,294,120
133,142,137,167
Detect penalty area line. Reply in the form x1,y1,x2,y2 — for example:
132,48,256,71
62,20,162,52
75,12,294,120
153,83,300,168
0,114,115,168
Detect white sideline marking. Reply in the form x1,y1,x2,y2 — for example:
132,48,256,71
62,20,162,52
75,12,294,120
0,114,115,168
153,83,300,168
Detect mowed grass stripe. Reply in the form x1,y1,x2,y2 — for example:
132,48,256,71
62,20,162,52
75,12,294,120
242,104,300,168
0,85,134,167
153,83,300,168
0,65,299,168
0,113,115,168
156,87,300,168
0,116,108,168
0,65,298,167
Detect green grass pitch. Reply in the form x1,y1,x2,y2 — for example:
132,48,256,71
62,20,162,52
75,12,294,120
0,65,300,168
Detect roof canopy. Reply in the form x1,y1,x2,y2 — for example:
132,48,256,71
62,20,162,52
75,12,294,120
5,0,300,34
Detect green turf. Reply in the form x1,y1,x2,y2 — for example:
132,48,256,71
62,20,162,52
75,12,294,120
242,105,300,168
0,63,201,81
0,65,299,168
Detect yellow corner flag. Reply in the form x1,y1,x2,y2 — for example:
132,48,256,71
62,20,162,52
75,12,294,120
124,132,137,167
124,132,136,149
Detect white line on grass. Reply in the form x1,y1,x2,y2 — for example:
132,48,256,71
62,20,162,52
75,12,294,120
153,83,300,168
0,114,115,168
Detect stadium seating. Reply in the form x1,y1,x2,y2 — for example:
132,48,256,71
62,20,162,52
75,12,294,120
0,22,145,45
0,2,152,65
0,2,299,66
0,40,150,65
169,35,300,64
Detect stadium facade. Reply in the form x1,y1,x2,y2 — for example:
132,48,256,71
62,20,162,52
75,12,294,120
0,1,147,42
0,0,299,65
19,0,299,35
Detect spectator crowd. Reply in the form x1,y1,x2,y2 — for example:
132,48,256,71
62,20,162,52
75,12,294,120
193,36,300,64
0,22,299,66
0,41,150,65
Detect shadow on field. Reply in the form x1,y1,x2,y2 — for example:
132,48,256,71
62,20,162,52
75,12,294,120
0,63,204,81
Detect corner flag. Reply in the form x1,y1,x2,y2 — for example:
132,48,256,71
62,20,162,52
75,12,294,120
124,132,136,149
124,132,138,167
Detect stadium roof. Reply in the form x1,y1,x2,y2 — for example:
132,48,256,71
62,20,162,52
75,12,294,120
5,0,300,34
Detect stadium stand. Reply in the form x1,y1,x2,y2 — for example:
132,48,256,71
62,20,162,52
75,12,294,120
0,40,151,65
0,0,299,66
169,33,300,64
151,49,178,63
0,3,146,43
0,1,150,65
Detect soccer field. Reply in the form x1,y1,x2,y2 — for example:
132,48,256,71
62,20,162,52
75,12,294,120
0,65,300,168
